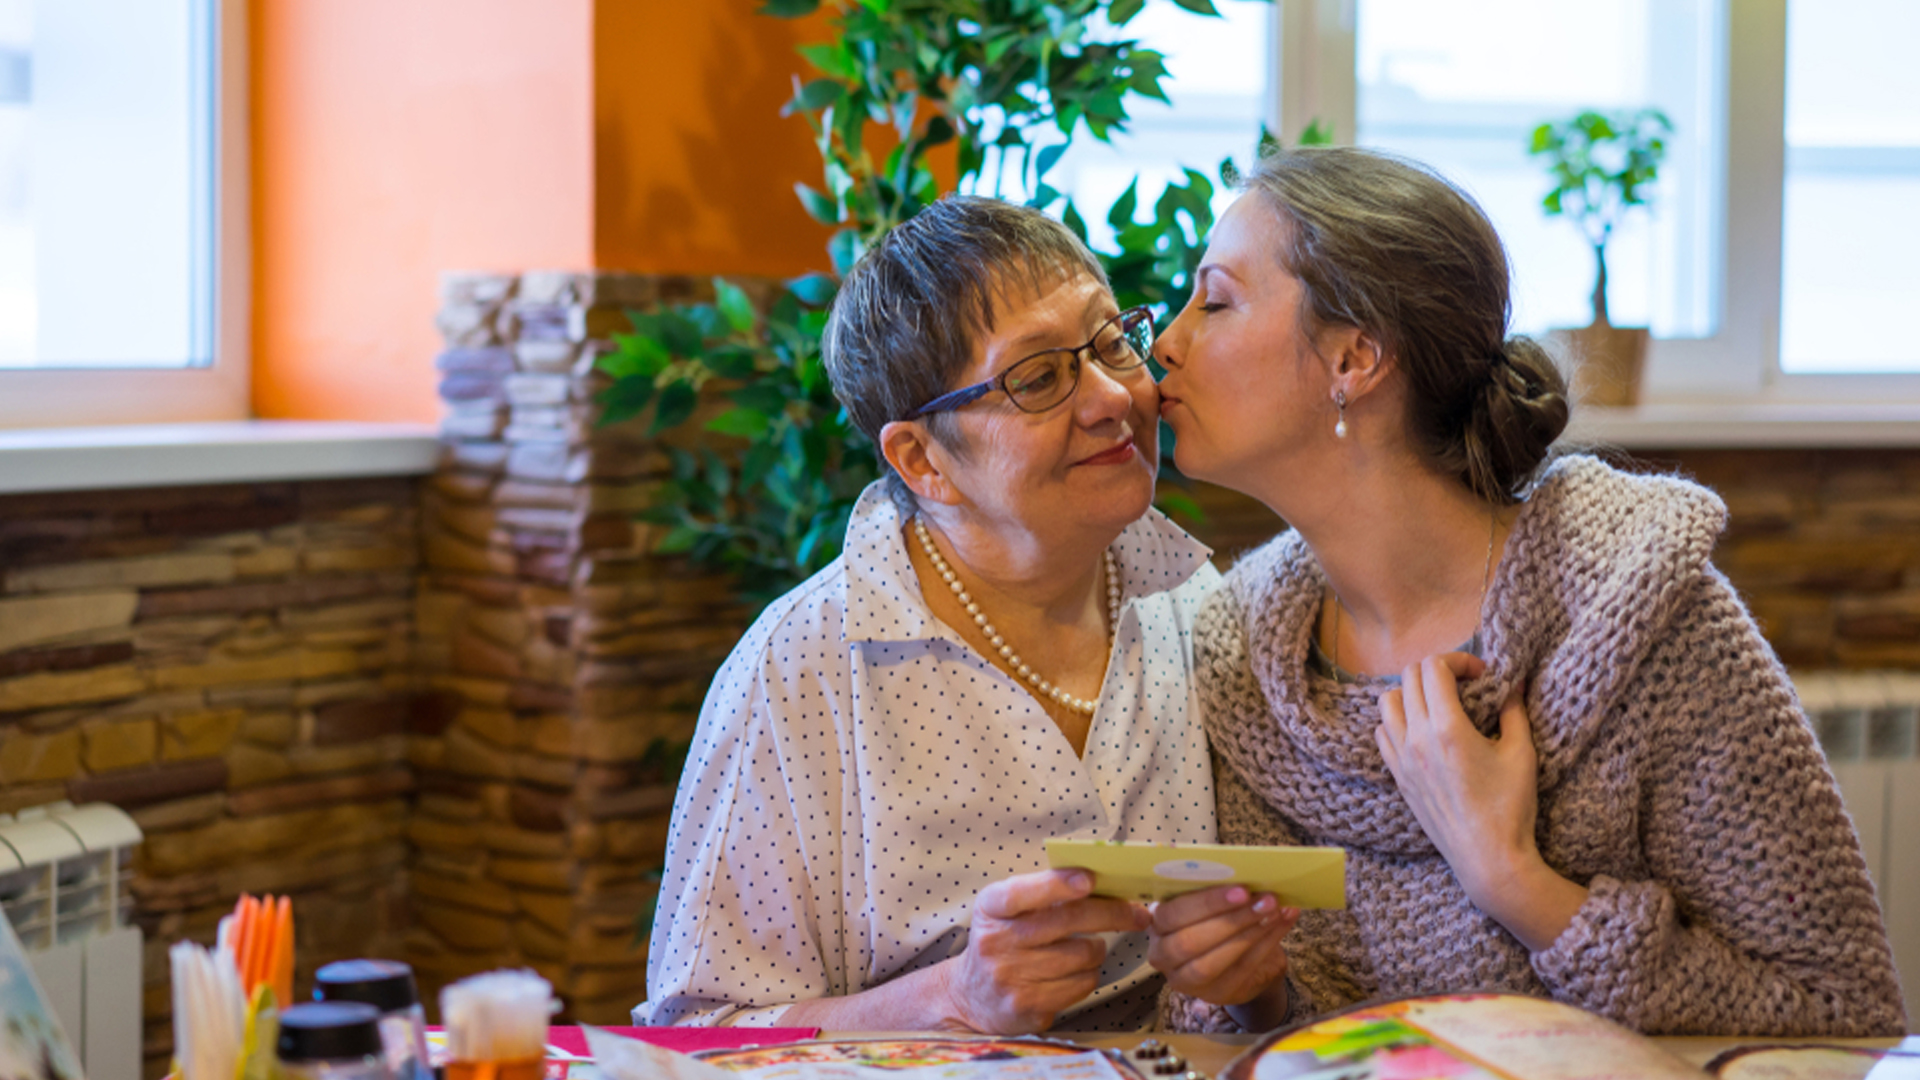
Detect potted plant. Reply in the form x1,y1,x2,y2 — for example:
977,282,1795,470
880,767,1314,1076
598,0,1291,605
1528,107,1671,406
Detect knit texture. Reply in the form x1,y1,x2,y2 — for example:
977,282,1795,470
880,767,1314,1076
1166,455,1907,1036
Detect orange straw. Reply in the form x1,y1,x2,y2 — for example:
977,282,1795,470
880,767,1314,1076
225,893,295,1004
271,896,294,1008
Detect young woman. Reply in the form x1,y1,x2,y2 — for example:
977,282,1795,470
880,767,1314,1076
1145,147,1906,1036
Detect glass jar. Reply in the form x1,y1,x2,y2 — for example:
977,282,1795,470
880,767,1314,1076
278,1002,391,1080
315,959,433,1080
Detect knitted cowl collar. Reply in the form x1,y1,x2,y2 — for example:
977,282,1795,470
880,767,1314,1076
1209,454,1729,857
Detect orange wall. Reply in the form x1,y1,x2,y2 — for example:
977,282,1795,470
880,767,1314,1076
592,3,833,277
252,1,837,422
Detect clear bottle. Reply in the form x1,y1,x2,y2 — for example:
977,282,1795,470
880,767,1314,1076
315,959,434,1080
278,1002,391,1080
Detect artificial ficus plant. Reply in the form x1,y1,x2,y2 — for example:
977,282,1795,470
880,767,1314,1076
599,0,1288,606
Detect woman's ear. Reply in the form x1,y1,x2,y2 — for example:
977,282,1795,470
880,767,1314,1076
879,420,962,506
1326,326,1390,399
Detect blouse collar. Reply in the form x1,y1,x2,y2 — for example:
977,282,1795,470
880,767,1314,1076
840,481,1213,645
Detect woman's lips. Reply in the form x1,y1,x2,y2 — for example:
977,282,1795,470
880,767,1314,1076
1077,437,1138,466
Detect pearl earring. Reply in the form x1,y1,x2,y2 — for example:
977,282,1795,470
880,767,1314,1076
1334,389,1349,439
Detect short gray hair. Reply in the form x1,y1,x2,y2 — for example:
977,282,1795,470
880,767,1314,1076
823,195,1108,506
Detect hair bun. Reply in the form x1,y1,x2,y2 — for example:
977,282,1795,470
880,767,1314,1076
1461,335,1569,502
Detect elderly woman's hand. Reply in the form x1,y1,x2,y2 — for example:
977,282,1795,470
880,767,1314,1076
1376,652,1587,952
935,869,1151,1034
1147,886,1299,1028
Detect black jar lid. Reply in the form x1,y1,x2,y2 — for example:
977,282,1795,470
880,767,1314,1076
315,958,420,1013
278,1001,383,1062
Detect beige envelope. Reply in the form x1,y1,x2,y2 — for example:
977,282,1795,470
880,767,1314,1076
1045,839,1347,908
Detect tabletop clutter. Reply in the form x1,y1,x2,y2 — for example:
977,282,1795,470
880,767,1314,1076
168,895,546,1080
164,900,1914,1080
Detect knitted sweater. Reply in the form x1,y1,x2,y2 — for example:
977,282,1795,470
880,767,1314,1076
1167,456,1907,1036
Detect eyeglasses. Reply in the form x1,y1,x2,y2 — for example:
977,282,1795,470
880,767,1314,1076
908,306,1155,419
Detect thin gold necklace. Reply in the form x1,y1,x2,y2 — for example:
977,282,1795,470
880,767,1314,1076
1330,506,1498,677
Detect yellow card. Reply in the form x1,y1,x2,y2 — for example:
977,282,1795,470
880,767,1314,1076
1045,840,1347,908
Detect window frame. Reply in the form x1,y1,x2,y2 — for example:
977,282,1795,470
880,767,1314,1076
0,0,249,430
1273,0,1920,404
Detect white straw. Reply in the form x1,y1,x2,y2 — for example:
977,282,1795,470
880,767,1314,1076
171,940,246,1080
441,970,553,1062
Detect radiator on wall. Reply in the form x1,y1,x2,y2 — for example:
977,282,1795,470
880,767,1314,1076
1798,671,1920,1029
0,802,143,1080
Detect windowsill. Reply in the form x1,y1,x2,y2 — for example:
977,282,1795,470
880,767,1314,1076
0,407,1913,498
1563,403,1920,449
0,421,441,495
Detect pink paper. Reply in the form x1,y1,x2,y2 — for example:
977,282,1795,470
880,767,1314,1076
541,1026,820,1058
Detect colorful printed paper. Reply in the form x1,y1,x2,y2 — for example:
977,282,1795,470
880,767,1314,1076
1227,993,1704,1080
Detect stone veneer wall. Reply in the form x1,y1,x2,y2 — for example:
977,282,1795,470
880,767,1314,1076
0,478,420,1079
1180,446,1920,670
406,271,762,1022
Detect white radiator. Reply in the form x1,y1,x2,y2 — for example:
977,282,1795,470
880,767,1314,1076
1797,670,1920,1029
0,801,144,1080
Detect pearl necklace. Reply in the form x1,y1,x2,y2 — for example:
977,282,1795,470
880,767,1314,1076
913,517,1121,716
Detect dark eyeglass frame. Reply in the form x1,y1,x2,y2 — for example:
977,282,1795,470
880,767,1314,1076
906,306,1155,419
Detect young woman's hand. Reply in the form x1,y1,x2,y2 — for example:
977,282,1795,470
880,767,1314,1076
1376,653,1587,951
1147,885,1299,1027
935,869,1151,1034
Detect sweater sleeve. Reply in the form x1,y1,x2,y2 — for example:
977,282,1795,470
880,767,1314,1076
1529,567,1907,1036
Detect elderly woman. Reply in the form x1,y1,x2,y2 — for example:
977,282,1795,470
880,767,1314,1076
1145,147,1906,1036
634,196,1220,1032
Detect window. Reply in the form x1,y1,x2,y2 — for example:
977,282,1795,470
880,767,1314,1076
1355,0,1723,340
1039,0,1273,251
1778,0,1920,374
0,0,245,426
1045,0,1920,399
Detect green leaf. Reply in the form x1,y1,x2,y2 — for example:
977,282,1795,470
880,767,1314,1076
785,78,844,117
1154,489,1206,524
756,0,818,13
714,277,756,333
1169,0,1221,14
828,229,864,276
1034,142,1067,180
786,273,839,307
1062,200,1089,243
705,344,760,379
649,381,698,435
797,42,854,79
1107,0,1147,25
656,525,701,555
707,407,772,440
795,182,840,224
601,332,670,379
595,377,655,427
1107,178,1140,230
657,310,706,358
1297,118,1334,146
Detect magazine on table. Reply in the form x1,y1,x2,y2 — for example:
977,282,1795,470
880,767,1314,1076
1221,991,1919,1080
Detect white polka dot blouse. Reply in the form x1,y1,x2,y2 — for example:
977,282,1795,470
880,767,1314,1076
634,481,1222,1029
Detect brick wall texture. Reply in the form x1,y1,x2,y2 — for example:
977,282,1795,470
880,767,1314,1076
2,270,1914,1076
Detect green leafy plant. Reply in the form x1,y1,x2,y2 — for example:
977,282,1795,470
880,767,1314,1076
1528,107,1672,326
600,0,1295,605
